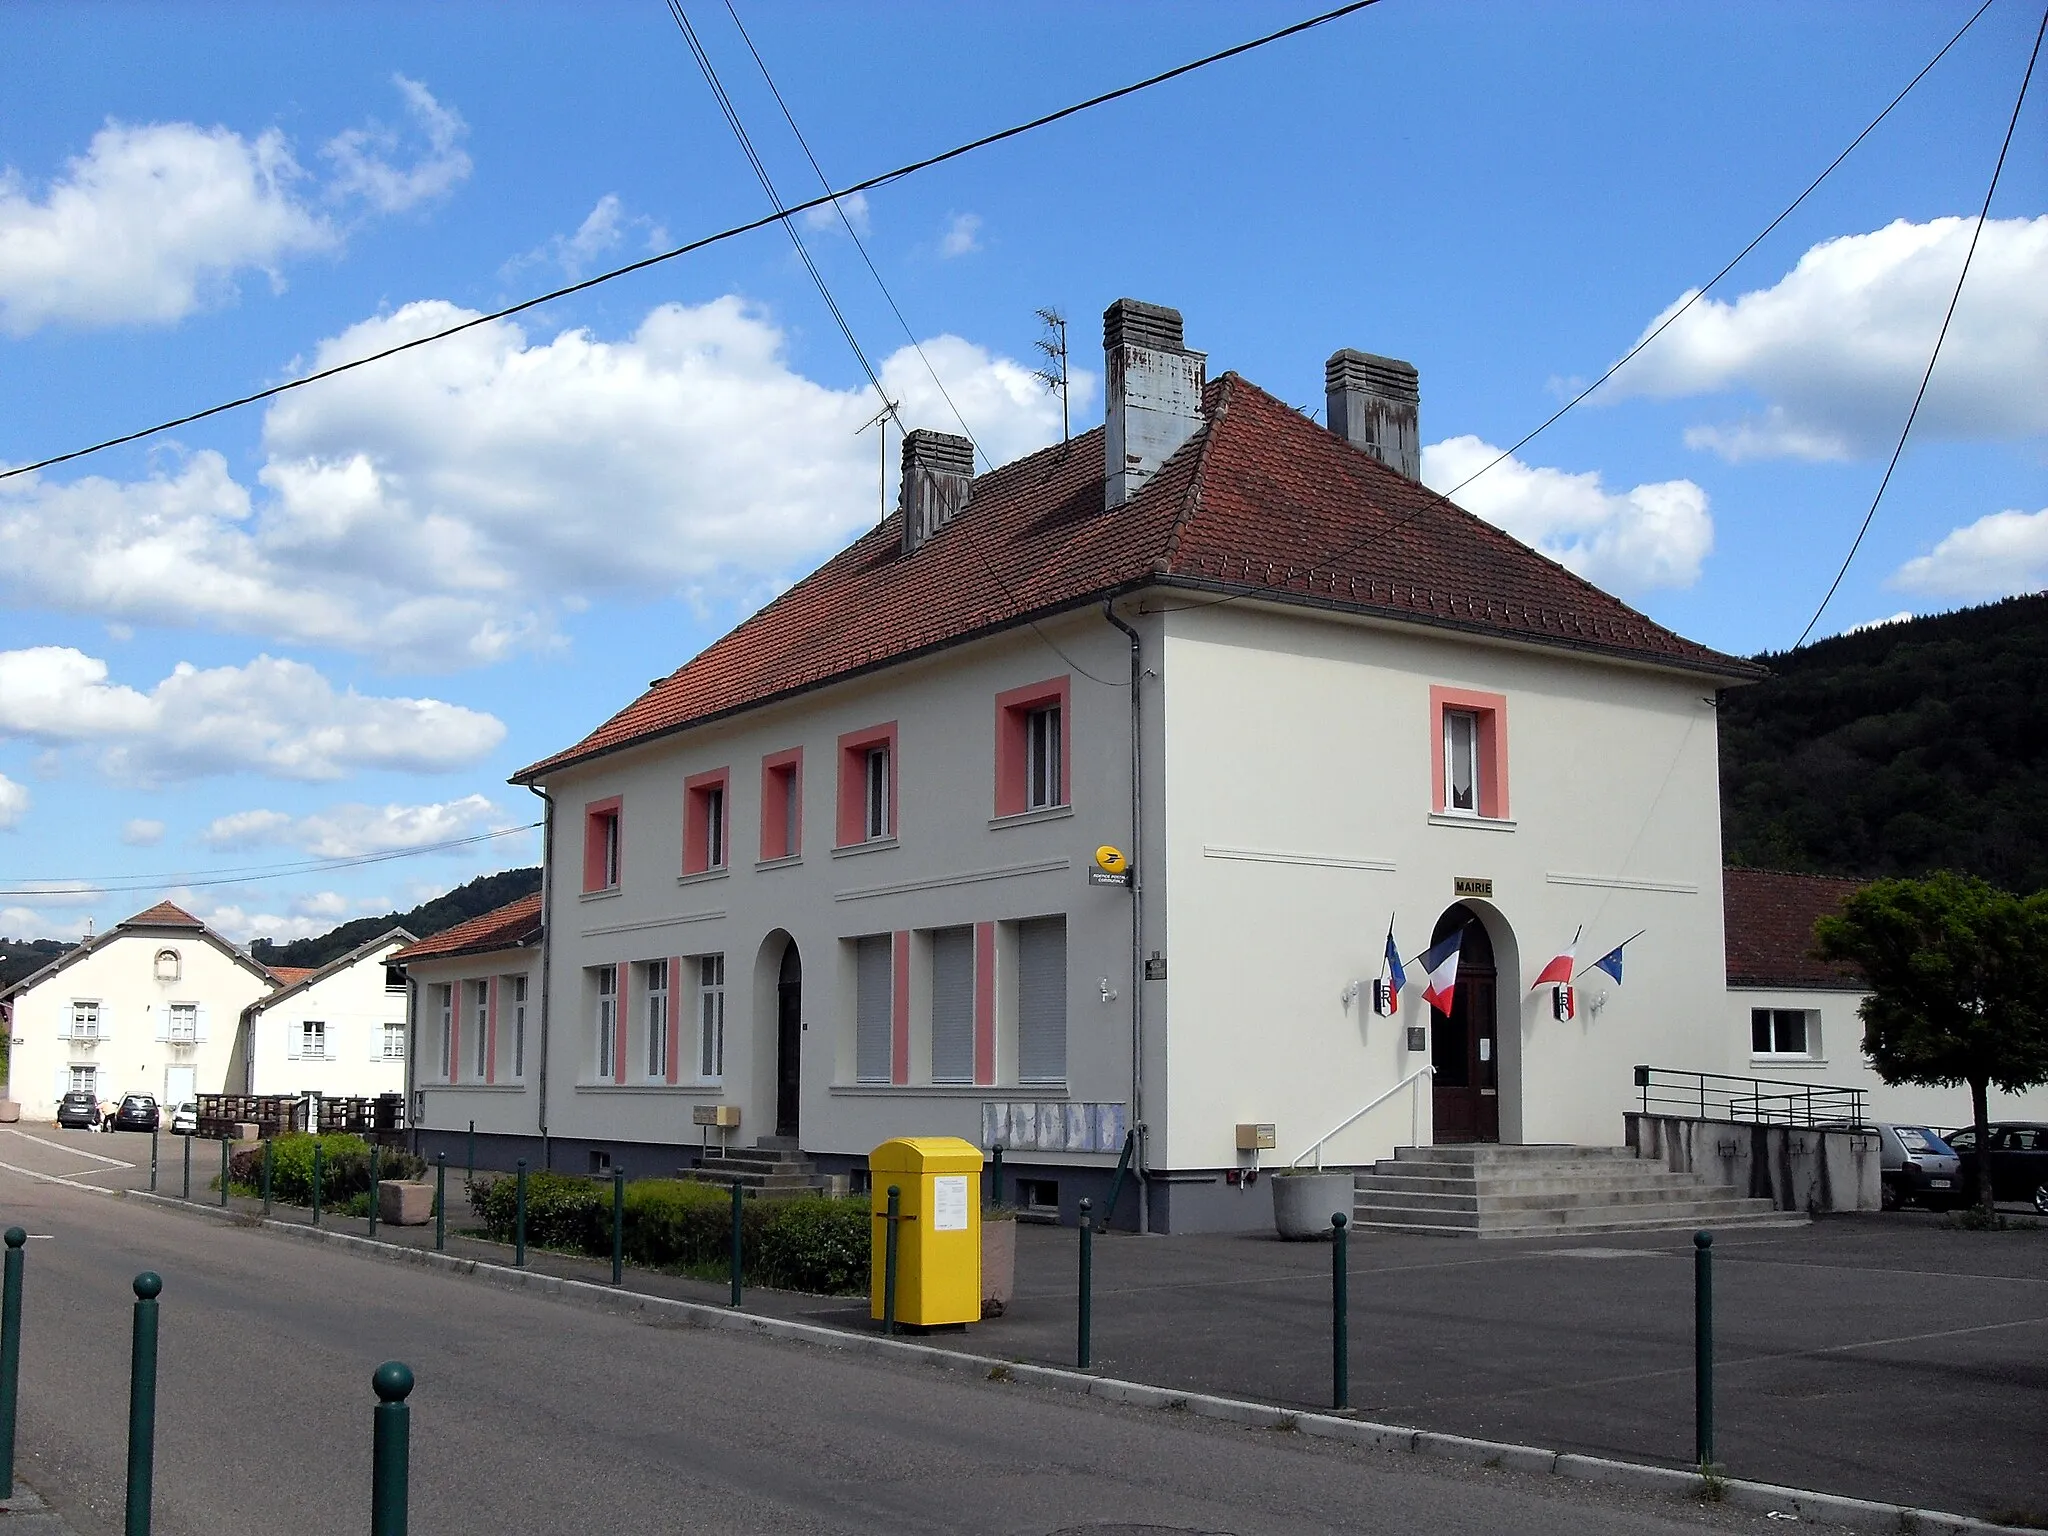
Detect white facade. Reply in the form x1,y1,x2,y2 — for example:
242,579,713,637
242,932,413,1099
3,913,272,1118
407,946,541,1139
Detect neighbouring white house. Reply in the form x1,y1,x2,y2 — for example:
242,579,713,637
239,928,415,1099
403,297,1809,1231
2,901,275,1118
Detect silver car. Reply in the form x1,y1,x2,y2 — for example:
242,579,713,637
1875,1122,1962,1210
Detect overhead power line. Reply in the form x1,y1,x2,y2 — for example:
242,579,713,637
1791,2,2046,649
0,0,1385,484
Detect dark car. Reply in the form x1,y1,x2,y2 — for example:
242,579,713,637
1944,1122,2048,1213
1873,1122,1963,1210
55,1089,100,1129
108,1094,159,1133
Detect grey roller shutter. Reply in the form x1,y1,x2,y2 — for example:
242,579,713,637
930,927,974,1084
1016,917,1067,1084
855,935,893,1084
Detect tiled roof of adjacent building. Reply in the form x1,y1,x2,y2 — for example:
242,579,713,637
1724,867,1867,990
391,894,542,964
516,374,1757,781
264,966,319,987
119,901,205,929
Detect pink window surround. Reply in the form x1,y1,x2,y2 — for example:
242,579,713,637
682,767,731,874
485,976,499,1085
446,984,460,1085
582,796,622,892
1429,685,1509,819
614,964,631,1085
836,721,899,847
759,748,803,861
973,922,997,1086
993,675,1072,817
891,930,911,1085
664,954,683,1084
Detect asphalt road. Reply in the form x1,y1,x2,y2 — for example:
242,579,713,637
0,1145,1836,1536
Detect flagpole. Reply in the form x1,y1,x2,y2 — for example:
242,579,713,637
1575,928,1647,980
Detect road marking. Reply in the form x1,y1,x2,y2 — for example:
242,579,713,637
0,1160,118,1195
5,1129,135,1168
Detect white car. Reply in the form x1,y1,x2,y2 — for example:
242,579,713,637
169,1102,199,1135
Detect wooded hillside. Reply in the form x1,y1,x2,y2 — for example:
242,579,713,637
249,866,542,971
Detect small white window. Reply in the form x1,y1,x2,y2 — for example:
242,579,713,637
154,949,181,982
595,965,618,1079
168,1003,197,1043
437,985,454,1079
1026,706,1062,810
704,787,726,869
302,1020,327,1060
68,1065,97,1095
511,975,528,1078
697,955,725,1082
864,746,891,840
382,1023,406,1060
646,959,670,1080
70,1001,100,1039
603,813,621,889
471,981,489,1078
1751,1008,1817,1057
1444,709,1480,816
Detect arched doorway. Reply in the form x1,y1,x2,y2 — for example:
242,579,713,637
775,943,802,1140
1429,904,1498,1143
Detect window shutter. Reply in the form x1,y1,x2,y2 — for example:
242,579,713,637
1016,917,1068,1084
855,935,893,1084
195,1005,209,1043
929,927,975,1084
372,1024,387,1063
154,1007,170,1044
53,1068,67,1103
286,1023,301,1061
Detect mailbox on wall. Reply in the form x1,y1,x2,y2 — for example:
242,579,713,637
1234,1123,1276,1151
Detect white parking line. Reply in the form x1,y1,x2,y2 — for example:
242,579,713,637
5,1129,135,1168
0,1160,116,1195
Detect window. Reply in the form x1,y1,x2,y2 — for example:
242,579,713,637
854,934,894,1083
646,959,670,1080
683,769,730,874
1017,916,1068,1084
511,975,528,1078
929,926,975,1084
583,796,622,892
1751,1008,1816,1057
472,981,490,1079
697,955,725,1082
382,1023,406,1060
68,1065,97,1096
153,948,181,982
69,1001,100,1039
437,985,453,1079
301,1020,327,1060
384,963,406,993
594,965,618,1079
168,1003,197,1043
995,677,1071,816
760,748,803,861
1429,687,1508,819
836,723,898,847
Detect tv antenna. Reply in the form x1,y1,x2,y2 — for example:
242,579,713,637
1032,307,1069,443
855,398,903,525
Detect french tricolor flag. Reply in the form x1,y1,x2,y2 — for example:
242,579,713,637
1419,930,1463,1016
1532,929,1580,1019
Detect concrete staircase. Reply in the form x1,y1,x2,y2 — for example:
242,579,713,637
1351,1144,1805,1238
689,1137,829,1197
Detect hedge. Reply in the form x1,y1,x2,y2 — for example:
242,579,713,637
467,1174,871,1295
227,1134,424,1206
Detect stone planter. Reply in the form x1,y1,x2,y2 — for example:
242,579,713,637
0,1101,18,1125
981,1216,1016,1317
1271,1171,1353,1240
377,1179,435,1227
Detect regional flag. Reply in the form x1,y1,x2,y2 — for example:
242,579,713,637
1531,949,1576,991
1419,930,1463,1016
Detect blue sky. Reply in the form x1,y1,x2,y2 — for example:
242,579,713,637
1,1,2043,944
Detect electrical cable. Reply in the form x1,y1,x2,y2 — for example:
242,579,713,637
0,0,1385,483
1791,2,2046,649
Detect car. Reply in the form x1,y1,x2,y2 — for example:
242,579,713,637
1871,1122,1963,1210
55,1089,100,1130
168,1102,199,1135
106,1093,160,1133
1944,1122,2048,1214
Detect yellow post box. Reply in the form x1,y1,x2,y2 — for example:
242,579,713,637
869,1136,983,1328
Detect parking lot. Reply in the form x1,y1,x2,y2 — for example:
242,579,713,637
5,1125,2044,1525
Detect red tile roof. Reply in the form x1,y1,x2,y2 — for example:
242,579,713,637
1724,868,1867,990
517,374,1757,782
265,966,318,987
390,893,542,964
119,901,204,929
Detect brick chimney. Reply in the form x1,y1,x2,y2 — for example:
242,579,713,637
899,429,974,555
1104,299,1206,509
1325,349,1420,480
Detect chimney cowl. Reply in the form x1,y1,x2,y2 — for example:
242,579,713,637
1103,298,1206,510
899,428,974,555
1325,349,1421,480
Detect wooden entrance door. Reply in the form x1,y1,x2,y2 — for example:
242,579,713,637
775,943,802,1139
1429,906,1500,1143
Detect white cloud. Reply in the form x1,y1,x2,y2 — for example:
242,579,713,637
1615,216,2048,461
0,773,26,829
201,793,509,857
320,76,471,214
1,298,1080,668
939,212,982,258
801,191,868,235
511,194,667,281
173,890,333,946
1889,505,2048,601
1843,611,1913,635
1422,436,1713,594
0,906,92,941
120,817,165,846
0,646,503,783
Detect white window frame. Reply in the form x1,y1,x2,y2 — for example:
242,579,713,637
1750,1007,1817,1058
595,965,618,1079
302,1020,327,1061
471,981,489,1079
696,955,725,1083
168,1003,197,1043
864,745,891,841
437,985,454,1080
511,975,528,1079
382,1022,406,1061
602,812,621,889
68,1064,97,1096
703,786,726,869
1025,704,1062,810
646,960,670,1080
69,1000,101,1040
1444,708,1481,817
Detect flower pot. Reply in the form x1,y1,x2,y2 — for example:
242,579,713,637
1271,1171,1353,1240
981,1215,1016,1317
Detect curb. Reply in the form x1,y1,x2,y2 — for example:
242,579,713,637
123,1189,2032,1536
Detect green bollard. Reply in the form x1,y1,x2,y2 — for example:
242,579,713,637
989,1144,1004,1205
434,1154,447,1252
367,1143,381,1239
611,1170,626,1286
729,1179,744,1308
370,1360,413,1536
181,1134,191,1201
1694,1230,1714,1471
0,1228,25,1498
260,1141,273,1219
1332,1212,1350,1411
312,1142,324,1227
514,1159,528,1267
124,1273,161,1536
1077,1197,1093,1369
218,1138,229,1209
882,1185,901,1336
466,1120,475,1189
148,1129,158,1194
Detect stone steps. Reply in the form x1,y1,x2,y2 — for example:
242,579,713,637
689,1137,828,1198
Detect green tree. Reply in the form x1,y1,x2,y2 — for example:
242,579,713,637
1814,872,2048,1213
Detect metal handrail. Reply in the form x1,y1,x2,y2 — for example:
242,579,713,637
1632,1065,1866,1129
1291,1064,1435,1170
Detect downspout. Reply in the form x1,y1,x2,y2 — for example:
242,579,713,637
1102,599,1149,1234
527,783,555,1171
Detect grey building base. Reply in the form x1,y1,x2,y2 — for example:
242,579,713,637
1626,1112,1881,1213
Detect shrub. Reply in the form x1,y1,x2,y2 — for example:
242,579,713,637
470,1170,608,1252
227,1135,423,1207
755,1197,871,1294
621,1179,765,1270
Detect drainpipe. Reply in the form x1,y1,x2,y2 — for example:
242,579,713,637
526,784,555,1170
1102,600,1150,1234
